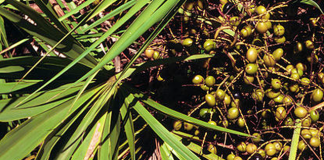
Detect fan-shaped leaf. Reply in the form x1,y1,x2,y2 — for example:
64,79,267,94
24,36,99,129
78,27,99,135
0,1,97,67
0,86,102,160
0,82,87,121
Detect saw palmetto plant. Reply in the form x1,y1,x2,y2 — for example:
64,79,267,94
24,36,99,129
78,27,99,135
0,0,323,160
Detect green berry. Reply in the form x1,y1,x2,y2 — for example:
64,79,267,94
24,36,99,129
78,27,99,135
273,24,285,36
182,38,193,47
256,5,267,15
256,22,268,34
245,63,258,75
227,107,239,120
216,89,226,100
271,79,282,90
205,94,216,106
204,39,216,52
310,110,320,122
311,88,323,102
272,48,284,61
263,54,276,67
205,76,216,87
294,106,308,118
192,75,204,84
246,47,258,63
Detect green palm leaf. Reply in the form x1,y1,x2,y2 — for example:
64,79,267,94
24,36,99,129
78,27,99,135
0,86,104,160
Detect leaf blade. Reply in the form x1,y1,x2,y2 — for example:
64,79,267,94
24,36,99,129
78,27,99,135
0,86,102,160
128,93,200,160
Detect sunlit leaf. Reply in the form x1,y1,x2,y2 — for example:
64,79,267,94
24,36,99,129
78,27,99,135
0,86,103,160
71,113,106,160
0,66,24,73
160,143,175,160
288,119,301,160
125,91,200,160
120,92,136,160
